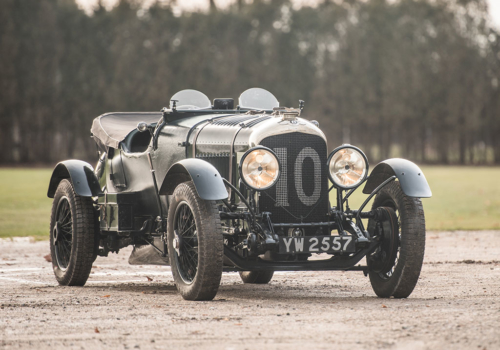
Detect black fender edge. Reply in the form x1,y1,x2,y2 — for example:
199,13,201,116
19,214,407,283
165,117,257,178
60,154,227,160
362,158,432,198
47,160,103,198
159,159,228,201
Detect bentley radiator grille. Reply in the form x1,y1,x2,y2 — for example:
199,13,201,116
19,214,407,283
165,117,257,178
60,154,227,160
259,132,329,226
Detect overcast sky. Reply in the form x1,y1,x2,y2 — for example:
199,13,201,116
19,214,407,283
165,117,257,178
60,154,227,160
76,0,500,29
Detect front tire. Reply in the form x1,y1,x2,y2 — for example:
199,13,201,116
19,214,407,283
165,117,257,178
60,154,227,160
239,270,274,284
49,179,96,286
167,182,223,301
367,181,426,298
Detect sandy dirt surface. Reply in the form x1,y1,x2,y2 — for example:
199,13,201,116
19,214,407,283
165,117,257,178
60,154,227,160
1,231,499,350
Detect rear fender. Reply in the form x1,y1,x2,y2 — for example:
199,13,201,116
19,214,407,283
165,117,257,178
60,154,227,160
362,158,432,198
47,160,103,198
159,159,228,201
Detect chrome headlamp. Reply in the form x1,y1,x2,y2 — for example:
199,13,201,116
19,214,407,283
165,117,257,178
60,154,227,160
327,145,368,189
239,147,280,191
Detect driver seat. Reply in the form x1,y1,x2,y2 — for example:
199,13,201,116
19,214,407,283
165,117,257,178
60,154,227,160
121,129,154,153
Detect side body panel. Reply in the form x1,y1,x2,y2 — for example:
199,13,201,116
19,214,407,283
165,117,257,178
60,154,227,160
96,117,198,234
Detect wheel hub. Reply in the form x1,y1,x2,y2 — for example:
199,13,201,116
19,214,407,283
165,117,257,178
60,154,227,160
368,207,399,274
173,231,181,256
53,222,61,245
191,230,198,246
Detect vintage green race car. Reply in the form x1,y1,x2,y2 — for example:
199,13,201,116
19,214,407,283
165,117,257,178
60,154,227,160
47,88,431,300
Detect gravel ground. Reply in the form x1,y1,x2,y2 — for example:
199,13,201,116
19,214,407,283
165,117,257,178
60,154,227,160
1,231,499,350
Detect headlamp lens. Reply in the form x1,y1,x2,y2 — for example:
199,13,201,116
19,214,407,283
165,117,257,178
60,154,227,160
240,148,280,190
329,147,367,188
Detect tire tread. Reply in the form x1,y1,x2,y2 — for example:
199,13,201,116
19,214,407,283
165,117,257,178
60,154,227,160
167,182,223,301
368,181,426,298
49,179,95,286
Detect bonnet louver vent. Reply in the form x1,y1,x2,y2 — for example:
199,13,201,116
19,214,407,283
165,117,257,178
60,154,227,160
212,115,269,127
245,116,272,127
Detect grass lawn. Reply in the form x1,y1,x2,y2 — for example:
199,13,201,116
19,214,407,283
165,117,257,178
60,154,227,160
0,169,53,239
0,166,498,239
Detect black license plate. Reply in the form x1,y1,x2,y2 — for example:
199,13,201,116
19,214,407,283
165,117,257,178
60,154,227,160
278,235,356,254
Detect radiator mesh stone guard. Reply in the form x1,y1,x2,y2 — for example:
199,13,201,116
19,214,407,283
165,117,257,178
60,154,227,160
259,132,329,227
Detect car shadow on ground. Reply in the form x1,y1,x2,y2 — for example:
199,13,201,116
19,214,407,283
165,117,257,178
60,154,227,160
215,283,437,304
32,282,434,305
82,283,178,294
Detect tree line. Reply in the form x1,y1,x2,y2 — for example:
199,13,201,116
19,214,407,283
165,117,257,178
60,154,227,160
1,0,499,165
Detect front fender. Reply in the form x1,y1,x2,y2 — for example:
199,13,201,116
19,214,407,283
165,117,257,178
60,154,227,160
47,160,103,198
362,158,432,198
159,159,228,201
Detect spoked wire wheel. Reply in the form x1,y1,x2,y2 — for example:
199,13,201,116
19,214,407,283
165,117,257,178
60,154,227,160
368,204,400,279
172,202,199,284
367,181,426,298
379,207,401,280
382,206,401,280
53,196,73,270
167,181,223,301
49,179,96,286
